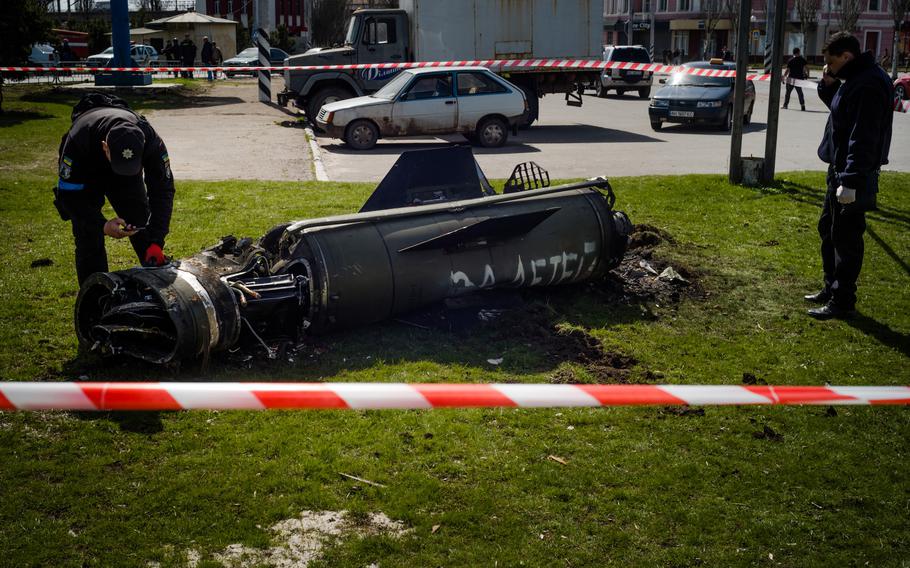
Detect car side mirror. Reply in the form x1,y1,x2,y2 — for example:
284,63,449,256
659,78,666,84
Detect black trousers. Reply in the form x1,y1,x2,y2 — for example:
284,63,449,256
784,83,804,107
817,167,869,309
59,175,152,285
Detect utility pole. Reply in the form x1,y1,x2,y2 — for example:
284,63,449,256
729,0,753,183
628,0,635,44
762,0,787,183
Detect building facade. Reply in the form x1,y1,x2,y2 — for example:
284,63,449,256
197,0,309,38
603,0,909,63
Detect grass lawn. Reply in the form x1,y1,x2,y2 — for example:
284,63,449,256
0,84,908,567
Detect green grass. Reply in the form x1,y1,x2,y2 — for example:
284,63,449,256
1,84,909,567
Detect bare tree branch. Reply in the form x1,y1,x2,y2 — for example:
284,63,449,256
796,0,820,51
839,0,863,32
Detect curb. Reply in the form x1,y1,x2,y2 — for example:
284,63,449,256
304,126,329,182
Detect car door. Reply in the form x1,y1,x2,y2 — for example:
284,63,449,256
391,73,457,135
455,71,512,130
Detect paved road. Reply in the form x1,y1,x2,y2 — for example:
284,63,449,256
147,78,313,182
314,77,910,182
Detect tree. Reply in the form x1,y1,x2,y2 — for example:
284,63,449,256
139,0,163,11
723,0,741,53
0,0,52,113
311,0,348,47
269,24,296,53
838,0,863,32
795,0,820,52
889,0,910,77
702,0,726,58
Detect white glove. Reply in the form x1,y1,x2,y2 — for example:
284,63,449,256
836,185,856,204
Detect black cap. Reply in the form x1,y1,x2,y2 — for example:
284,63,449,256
107,122,145,176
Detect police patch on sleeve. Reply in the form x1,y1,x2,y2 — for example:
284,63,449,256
59,155,73,179
162,152,172,179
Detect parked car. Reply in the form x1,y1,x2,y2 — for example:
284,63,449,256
28,44,59,67
590,45,654,99
86,44,159,67
895,75,909,100
223,47,289,77
648,59,755,131
316,67,528,150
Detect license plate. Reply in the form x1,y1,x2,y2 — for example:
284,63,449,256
669,110,694,118
625,71,642,77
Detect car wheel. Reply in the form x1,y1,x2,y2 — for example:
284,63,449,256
476,116,509,148
344,119,379,150
617,89,626,96
720,106,733,131
896,85,906,100
638,87,651,99
595,81,607,98
650,120,662,131
307,87,354,131
743,102,754,125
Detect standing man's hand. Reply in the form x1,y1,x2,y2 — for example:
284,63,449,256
836,185,856,204
103,217,139,239
821,64,837,87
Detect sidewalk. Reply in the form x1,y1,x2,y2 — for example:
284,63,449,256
145,78,313,182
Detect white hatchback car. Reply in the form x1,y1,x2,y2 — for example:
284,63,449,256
316,67,528,150
87,44,159,67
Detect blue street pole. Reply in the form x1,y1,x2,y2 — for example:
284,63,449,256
95,0,152,86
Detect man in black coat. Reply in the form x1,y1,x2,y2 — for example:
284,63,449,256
783,47,808,110
805,33,893,319
180,34,197,78
55,94,175,285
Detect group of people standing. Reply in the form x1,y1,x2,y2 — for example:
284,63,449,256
162,35,222,80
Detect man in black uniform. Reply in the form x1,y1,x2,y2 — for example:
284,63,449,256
783,47,808,110
805,33,893,319
55,94,175,285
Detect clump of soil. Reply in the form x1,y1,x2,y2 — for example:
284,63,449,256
595,224,702,306
487,303,637,383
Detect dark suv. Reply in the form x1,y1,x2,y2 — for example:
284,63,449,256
591,45,653,99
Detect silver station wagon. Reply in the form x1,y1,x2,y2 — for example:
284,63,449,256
315,66,528,150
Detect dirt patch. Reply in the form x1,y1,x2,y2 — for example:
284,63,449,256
168,510,410,568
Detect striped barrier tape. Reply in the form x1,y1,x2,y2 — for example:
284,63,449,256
1,382,908,411
5,59,906,112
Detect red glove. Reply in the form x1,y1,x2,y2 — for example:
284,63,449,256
143,243,166,267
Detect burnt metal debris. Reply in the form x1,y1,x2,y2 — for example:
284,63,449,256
75,147,632,364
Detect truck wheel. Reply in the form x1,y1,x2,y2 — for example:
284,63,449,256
345,119,379,150
595,81,607,98
477,116,509,148
515,81,539,128
307,87,353,126
638,87,651,99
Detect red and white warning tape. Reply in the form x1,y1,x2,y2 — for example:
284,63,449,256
0,382,907,411
5,59,906,112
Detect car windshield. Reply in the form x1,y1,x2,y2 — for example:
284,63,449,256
611,48,650,63
372,70,413,100
238,48,258,58
36,45,55,54
102,47,114,54
668,72,732,87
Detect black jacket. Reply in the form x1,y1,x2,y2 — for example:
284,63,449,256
201,41,214,64
57,107,175,246
817,51,893,190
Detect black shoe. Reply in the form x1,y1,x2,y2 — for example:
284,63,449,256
801,105,805,111
803,290,831,304
782,105,788,109
807,302,855,320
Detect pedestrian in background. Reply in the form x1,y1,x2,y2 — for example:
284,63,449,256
201,36,214,81
805,32,893,319
783,47,808,110
163,38,180,78
212,41,224,79
180,34,196,79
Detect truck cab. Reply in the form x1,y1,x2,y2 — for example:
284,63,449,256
280,9,410,120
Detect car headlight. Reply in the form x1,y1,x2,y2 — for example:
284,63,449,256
651,99,669,108
697,100,724,108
